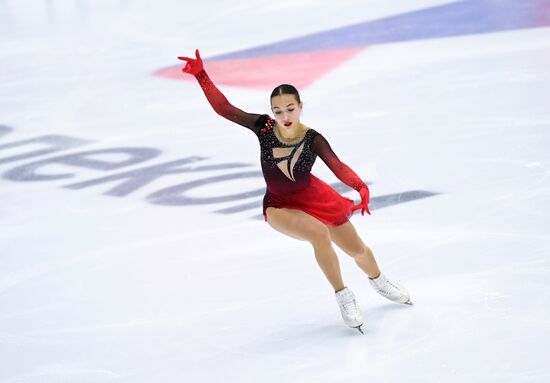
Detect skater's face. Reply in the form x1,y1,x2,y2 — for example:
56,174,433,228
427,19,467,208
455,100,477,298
270,94,303,131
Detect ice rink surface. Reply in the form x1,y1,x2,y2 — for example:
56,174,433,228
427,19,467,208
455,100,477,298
1,0,550,382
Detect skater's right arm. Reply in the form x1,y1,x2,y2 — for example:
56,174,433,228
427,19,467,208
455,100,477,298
178,49,261,133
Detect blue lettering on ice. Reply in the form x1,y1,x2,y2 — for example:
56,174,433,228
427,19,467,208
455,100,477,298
0,126,440,219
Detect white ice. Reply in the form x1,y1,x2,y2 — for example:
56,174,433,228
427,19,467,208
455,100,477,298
1,1,550,382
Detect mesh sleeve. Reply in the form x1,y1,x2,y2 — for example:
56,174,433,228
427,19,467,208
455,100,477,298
312,133,367,192
194,69,262,134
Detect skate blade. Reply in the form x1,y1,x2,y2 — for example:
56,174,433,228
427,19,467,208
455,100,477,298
404,300,413,305
354,325,364,335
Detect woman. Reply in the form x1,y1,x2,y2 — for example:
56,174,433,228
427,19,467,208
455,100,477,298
178,49,411,334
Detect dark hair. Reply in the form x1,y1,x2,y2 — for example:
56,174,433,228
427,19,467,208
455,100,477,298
270,84,301,104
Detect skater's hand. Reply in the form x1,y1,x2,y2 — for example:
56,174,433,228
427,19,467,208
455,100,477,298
177,49,204,76
359,185,371,216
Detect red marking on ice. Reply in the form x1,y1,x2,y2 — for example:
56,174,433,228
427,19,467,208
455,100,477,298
155,47,365,90
533,0,550,26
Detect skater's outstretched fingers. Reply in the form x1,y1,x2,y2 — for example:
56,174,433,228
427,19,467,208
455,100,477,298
177,48,203,75
177,48,201,61
359,186,371,216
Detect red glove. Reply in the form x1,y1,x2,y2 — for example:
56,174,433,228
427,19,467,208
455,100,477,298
177,49,204,76
359,185,371,216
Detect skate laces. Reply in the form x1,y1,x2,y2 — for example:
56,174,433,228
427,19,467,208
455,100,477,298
369,273,410,304
374,276,400,297
343,298,359,316
337,290,359,316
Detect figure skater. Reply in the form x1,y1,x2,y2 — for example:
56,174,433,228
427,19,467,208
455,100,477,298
178,49,411,334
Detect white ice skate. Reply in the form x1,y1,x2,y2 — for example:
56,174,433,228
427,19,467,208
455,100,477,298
369,273,412,305
335,287,364,334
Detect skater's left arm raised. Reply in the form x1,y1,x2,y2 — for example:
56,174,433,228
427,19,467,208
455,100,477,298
178,49,261,133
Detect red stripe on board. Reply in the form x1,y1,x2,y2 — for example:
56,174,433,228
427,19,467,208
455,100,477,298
155,47,365,90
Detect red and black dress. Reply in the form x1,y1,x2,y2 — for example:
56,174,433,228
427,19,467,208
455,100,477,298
193,70,367,226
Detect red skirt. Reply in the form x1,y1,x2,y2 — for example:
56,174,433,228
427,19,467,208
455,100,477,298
263,174,358,226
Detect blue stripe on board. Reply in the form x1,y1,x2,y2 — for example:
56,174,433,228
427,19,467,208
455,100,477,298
209,0,550,61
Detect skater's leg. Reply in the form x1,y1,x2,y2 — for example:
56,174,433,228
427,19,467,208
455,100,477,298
329,221,412,304
266,207,345,292
327,220,381,279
